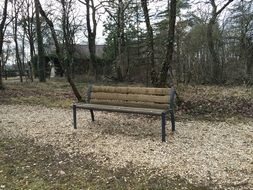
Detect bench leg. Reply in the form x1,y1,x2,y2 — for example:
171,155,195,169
73,105,77,129
161,113,166,142
90,110,95,121
170,110,175,132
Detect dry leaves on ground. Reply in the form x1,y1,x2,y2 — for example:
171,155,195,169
0,104,252,189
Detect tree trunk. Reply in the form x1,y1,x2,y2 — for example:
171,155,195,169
29,39,34,81
0,60,3,89
35,0,46,82
86,0,97,78
207,17,220,83
141,0,156,86
159,0,177,87
22,28,26,80
116,0,124,81
207,0,234,84
2,45,9,80
13,0,24,82
25,0,35,82
246,44,253,84
0,0,8,90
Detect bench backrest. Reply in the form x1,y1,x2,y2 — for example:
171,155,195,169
87,85,175,110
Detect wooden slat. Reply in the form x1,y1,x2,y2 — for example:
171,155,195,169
91,92,169,104
75,103,166,115
90,99,168,109
92,86,170,95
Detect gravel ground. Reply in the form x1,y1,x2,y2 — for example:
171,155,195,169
0,104,252,189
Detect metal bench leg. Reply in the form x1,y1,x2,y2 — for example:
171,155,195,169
90,110,95,121
73,105,77,129
170,110,175,132
161,113,166,142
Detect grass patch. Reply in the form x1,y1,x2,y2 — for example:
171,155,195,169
0,78,83,108
1,77,253,120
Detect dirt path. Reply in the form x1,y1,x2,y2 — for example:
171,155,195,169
0,104,252,189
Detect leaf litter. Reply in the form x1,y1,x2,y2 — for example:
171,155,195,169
0,104,252,189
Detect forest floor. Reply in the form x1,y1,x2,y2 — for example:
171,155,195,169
0,77,253,190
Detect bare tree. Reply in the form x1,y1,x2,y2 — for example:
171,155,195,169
0,0,9,89
232,0,253,84
35,0,82,101
141,0,156,86
22,0,36,81
159,0,177,87
34,0,46,82
78,0,99,78
12,0,24,82
207,0,234,83
59,0,82,79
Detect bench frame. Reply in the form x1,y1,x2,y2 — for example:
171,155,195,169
73,85,176,142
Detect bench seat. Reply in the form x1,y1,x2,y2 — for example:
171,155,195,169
74,103,168,115
73,85,176,142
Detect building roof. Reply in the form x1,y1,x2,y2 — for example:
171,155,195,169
46,44,105,58
74,44,105,57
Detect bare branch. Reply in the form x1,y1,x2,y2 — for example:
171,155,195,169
216,0,234,15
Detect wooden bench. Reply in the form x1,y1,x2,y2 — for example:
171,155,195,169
73,85,176,142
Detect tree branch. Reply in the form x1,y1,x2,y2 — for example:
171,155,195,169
216,0,234,16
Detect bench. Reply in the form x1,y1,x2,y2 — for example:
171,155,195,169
72,85,176,142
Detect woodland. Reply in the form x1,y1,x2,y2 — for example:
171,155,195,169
0,0,252,96
0,0,253,189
